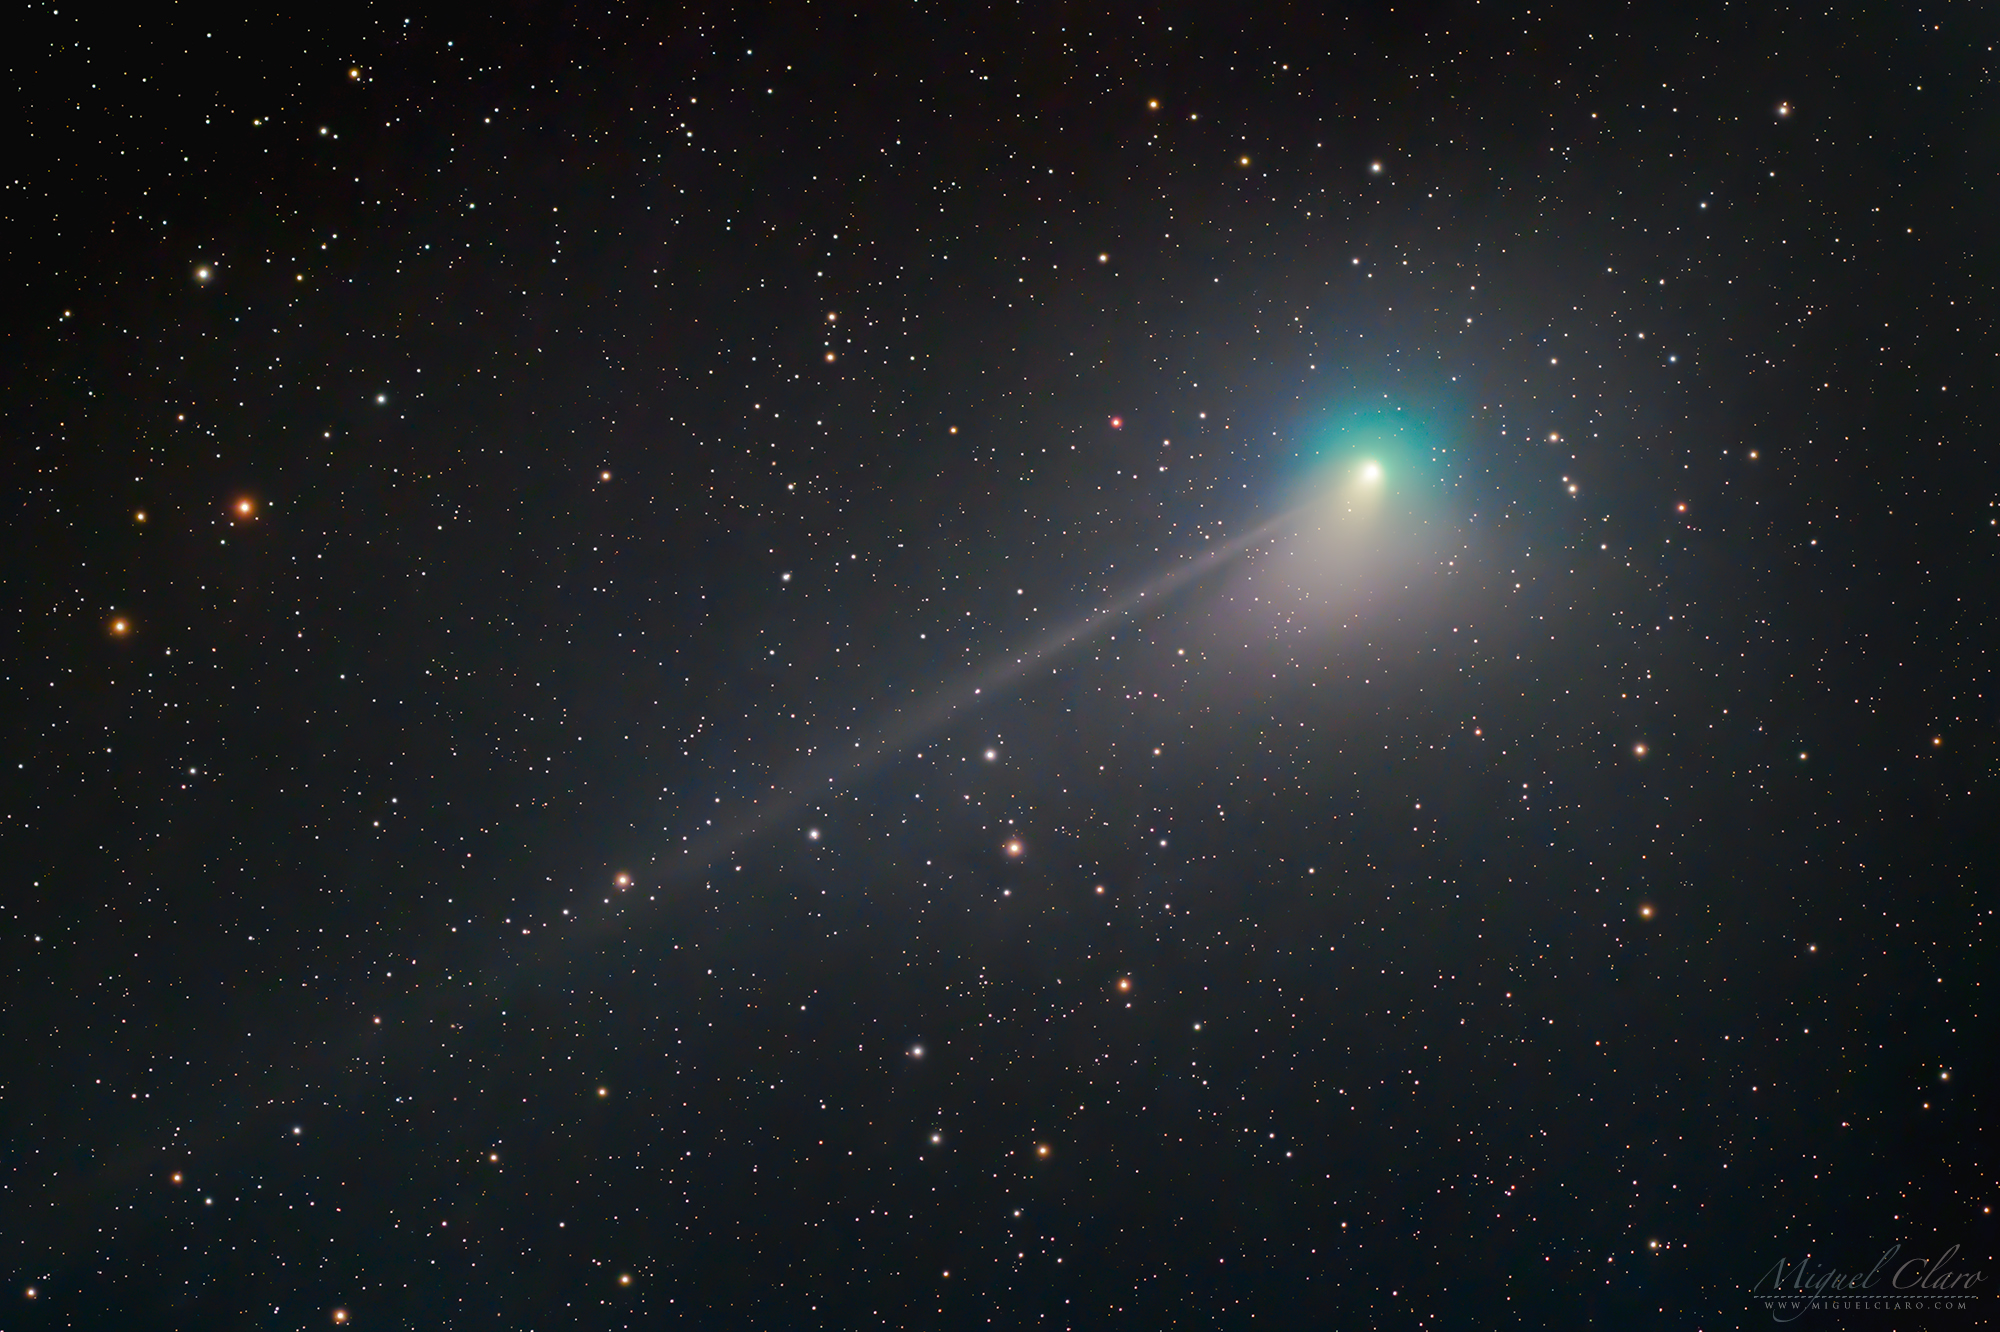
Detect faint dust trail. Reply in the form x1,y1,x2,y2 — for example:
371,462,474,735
673,497,1336,875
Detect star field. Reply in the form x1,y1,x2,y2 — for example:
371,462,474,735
3,3,1993,1328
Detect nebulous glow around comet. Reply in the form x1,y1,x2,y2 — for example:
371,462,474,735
1330,458,1388,514
1274,400,1437,508
1204,406,1451,668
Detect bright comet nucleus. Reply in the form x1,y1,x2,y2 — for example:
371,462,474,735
1360,461,1383,483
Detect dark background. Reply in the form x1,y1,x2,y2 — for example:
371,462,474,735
4,2,1992,1327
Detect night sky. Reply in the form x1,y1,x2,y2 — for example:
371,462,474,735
7,3,1994,1328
